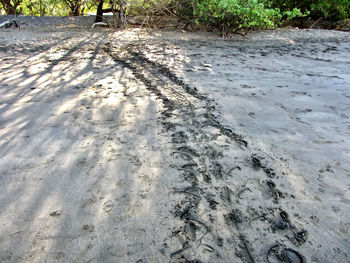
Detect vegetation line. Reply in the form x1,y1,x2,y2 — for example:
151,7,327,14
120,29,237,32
1,1,349,32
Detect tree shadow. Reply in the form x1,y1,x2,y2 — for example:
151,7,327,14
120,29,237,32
0,29,172,262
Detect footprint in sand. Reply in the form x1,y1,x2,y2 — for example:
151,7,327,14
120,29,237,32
50,210,62,217
102,200,114,212
81,224,95,233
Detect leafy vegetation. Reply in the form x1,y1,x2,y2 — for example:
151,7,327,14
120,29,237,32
271,0,350,20
0,0,349,30
311,0,350,20
0,0,22,14
19,0,68,16
192,0,304,31
0,0,99,16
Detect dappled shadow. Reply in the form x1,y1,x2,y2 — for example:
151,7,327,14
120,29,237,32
1,28,349,262
0,30,173,262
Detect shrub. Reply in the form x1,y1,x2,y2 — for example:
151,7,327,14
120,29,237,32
193,0,304,31
271,0,350,20
311,0,350,20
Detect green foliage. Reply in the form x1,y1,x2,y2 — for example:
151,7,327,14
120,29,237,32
0,0,348,27
0,0,23,14
270,0,350,20
193,0,304,31
20,0,70,16
311,0,350,19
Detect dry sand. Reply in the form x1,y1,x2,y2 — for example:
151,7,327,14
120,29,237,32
0,16,349,263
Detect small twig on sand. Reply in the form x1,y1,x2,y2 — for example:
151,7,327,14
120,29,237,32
226,166,241,176
310,17,323,29
10,230,24,236
238,187,252,199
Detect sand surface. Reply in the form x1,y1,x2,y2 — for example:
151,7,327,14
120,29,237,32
0,17,350,263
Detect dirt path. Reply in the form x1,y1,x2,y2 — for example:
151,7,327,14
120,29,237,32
0,26,349,262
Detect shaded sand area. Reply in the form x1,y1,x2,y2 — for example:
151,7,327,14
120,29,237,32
0,21,349,262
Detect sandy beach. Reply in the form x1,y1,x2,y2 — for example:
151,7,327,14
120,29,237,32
0,16,349,262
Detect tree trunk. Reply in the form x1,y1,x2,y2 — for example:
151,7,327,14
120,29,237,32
39,0,43,16
111,1,116,27
0,0,21,14
69,1,81,16
95,0,104,22
73,8,80,16
6,6,17,15
72,4,81,16
119,1,127,28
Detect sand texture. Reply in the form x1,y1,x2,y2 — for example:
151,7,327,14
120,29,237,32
0,16,350,263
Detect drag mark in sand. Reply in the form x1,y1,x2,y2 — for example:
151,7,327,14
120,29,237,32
104,43,308,263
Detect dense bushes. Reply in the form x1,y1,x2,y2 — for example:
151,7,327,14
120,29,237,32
271,0,350,20
118,0,305,31
192,0,304,31
124,0,348,31
1,0,349,30
311,0,350,20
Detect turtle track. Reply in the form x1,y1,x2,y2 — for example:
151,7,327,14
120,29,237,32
104,43,309,263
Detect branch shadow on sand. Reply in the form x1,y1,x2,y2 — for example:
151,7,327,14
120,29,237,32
0,31,173,262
